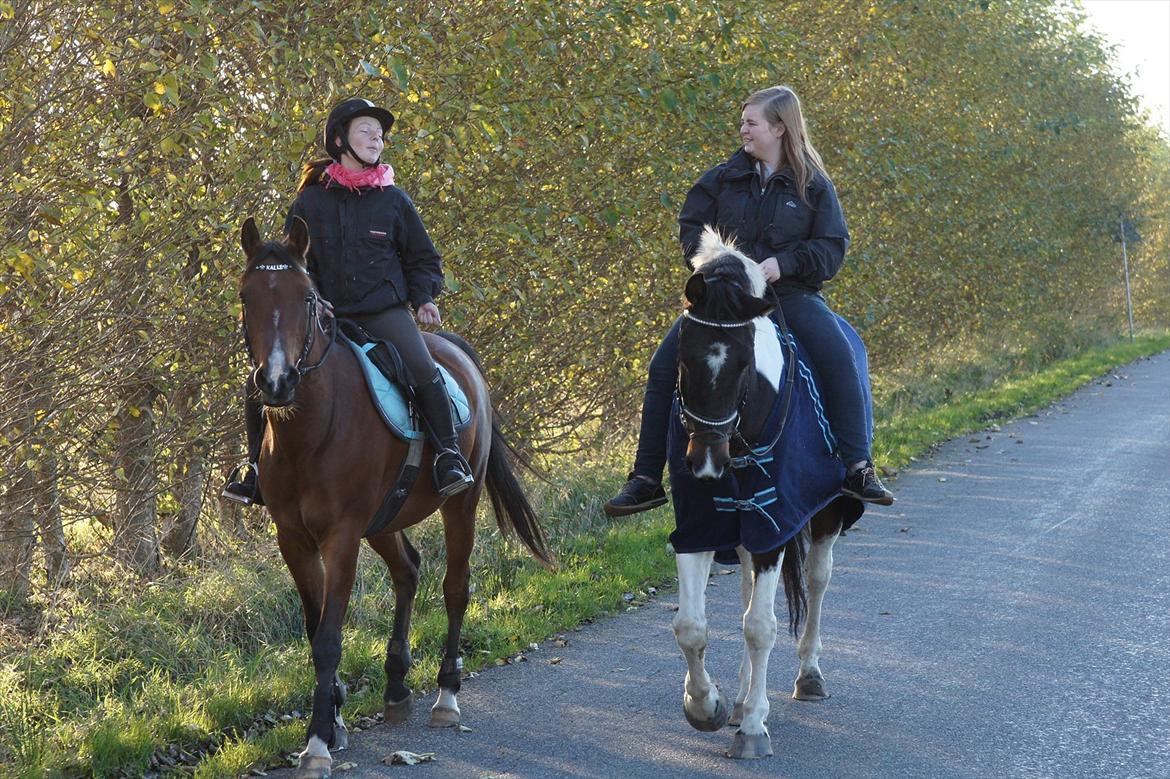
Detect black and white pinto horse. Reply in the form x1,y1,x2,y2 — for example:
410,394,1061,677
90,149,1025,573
672,227,850,759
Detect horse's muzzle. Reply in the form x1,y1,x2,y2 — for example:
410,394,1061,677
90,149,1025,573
254,365,301,407
686,439,730,481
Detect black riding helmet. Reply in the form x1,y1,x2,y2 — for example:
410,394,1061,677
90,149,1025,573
324,98,395,168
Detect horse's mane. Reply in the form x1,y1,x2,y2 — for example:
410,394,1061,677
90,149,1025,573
687,227,768,321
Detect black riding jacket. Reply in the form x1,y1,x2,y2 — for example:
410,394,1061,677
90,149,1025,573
285,177,443,316
679,148,850,293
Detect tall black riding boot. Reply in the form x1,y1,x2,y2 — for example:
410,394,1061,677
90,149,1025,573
222,395,265,506
412,369,474,497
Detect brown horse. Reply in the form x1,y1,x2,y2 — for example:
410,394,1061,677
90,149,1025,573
237,217,553,779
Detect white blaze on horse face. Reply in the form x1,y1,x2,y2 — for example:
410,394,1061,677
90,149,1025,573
752,319,783,391
705,342,729,389
692,446,721,480
265,309,288,382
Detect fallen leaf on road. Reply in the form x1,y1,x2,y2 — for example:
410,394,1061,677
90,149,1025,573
457,724,473,733
334,762,358,771
549,657,562,664
383,751,436,766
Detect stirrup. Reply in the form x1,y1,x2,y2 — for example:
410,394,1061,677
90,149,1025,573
433,449,474,497
221,462,259,506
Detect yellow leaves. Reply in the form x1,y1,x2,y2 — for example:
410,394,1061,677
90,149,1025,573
100,59,117,78
154,81,167,95
0,1,13,20
158,1,174,13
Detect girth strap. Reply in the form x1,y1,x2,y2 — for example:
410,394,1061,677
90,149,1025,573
363,403,425,538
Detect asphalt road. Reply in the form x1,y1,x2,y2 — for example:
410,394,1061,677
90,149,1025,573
267,351,1170,779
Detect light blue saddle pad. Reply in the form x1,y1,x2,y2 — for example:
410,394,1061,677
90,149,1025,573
344,339,471,441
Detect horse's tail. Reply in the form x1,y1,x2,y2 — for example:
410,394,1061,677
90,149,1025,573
781,532,808,637
435,332,556,570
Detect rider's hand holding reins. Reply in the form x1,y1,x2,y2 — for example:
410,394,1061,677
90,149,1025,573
416,301,441,327
758,257,781,284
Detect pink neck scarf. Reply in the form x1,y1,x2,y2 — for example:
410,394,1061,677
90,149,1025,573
325,161,395,192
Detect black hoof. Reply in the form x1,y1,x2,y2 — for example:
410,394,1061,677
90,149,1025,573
683,689,729,732
384,693,413,726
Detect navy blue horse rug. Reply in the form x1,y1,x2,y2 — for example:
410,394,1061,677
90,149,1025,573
667,317,868,564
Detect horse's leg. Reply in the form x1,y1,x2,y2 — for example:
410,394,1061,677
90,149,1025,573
794,507,842,701
730,546,754,727
728,546,782,760
276,526,352,757
295,532,361,779
367,531,421,725
429,491,478,728
674,550,729,732
276,527,325,643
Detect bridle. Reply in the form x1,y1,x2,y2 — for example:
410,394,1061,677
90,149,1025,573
240,261,337,384
677,309,755,446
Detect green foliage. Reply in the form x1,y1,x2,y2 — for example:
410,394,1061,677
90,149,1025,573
1,0,1169,774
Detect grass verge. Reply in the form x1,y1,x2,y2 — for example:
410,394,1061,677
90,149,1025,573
1,333,1166,778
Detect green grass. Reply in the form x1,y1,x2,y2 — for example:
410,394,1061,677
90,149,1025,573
2,332,1166,778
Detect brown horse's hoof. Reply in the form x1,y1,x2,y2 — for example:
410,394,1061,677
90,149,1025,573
428,705,461,728
793,673,830,701
294,754,332,779
728,701,744,727
727,730,773,759
384,693,413,726
683,688,729,732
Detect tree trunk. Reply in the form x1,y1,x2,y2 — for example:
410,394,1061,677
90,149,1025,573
0,464,37,608
35,453,69,586
114,382,159,575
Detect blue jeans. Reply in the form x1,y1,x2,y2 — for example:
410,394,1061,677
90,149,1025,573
630,291,870,481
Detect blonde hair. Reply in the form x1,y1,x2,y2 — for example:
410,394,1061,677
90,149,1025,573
742,86,827,205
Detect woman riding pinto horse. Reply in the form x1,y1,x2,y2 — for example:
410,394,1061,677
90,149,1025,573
670,227,855,760
605,85,894,516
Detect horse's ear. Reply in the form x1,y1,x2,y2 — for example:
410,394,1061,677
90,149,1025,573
241,217,262,260
286,216,310,261
684,273,707,306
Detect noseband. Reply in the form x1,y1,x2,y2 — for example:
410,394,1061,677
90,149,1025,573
678,310,756,445
240,262,337,379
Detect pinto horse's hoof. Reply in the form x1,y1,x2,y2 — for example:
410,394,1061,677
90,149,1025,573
428,704,461,728
727,729,773,759
294,753,332,779
683,688,730,732
329,723,348,751
793,673,830,701
728,702,744,727
384,693,413,726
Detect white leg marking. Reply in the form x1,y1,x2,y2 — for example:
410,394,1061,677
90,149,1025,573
797,527,839,685
734,546,753,711
433,687,460,714
301,735,330,759
740,551,783,736
674,552,718,714
752,318,783,392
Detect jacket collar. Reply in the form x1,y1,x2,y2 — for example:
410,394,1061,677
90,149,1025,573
722,148,795,185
